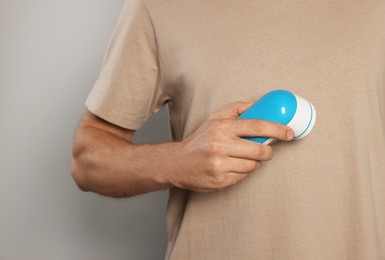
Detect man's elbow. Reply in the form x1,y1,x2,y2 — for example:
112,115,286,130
71,158,90,192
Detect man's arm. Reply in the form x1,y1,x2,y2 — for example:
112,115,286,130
71,102,294,197
71,110,173,197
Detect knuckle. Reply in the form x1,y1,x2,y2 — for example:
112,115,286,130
205,156,222,174
251,160,260,171
246,160,260,172
204,142,222,156
250,120,263,135
254,144,265,156
206,120,225,137
213,174,227,188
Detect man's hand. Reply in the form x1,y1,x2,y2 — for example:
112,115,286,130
165,102,295,192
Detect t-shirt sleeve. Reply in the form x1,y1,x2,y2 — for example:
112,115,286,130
85,0,169,130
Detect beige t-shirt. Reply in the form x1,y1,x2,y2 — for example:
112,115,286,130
86,0,385,259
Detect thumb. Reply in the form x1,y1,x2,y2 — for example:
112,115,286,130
208,101,253,120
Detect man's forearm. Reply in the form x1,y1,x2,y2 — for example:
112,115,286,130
71,126,178,197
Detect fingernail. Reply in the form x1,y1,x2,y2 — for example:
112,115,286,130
287,130,295,140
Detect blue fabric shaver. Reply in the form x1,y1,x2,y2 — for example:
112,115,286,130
239,90,316,144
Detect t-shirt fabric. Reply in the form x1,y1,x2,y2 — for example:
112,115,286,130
86,0,385,259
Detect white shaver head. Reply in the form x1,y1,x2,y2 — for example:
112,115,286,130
288,94,316,139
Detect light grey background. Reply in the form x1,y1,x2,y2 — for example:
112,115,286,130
0,0,169,259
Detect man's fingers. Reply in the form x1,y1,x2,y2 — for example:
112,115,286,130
219,141,274,161
224,157,261,173
208,101,253,120
228,119,295,141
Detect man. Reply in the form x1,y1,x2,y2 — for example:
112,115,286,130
71,0,385,259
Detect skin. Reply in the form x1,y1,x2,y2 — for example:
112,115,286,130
71,101,294,197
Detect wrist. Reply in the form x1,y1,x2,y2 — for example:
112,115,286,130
148,141,185,189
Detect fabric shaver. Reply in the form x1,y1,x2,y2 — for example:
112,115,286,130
239,90,316,145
